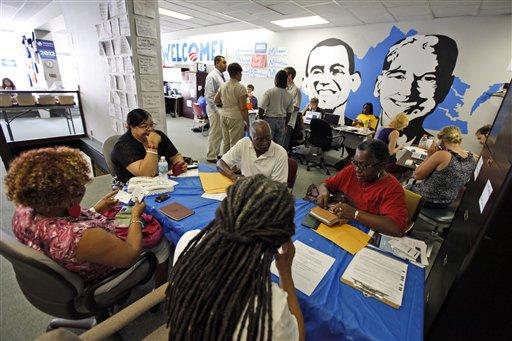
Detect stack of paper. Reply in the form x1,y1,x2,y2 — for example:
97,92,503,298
341,247,408,309
368,233,429,266
271,240,335,296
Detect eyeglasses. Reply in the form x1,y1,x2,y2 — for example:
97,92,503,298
138,122,156,129
351,160,380,171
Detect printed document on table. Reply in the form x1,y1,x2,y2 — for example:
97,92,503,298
341,247,407,309
271,240,335,296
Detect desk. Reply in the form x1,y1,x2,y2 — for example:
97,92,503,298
334,126,374,149
164,95,183,117
1,104,76,142
396,147,427,170
145,165,424,340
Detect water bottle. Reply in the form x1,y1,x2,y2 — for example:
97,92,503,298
419,134,428,149
158,156,168,184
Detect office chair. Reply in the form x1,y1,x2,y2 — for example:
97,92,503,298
288,121,307,164
287,157,298,192
103,135,121,177
305,118,343,175
403,189,425,234
418,207,456,234
0,229,157,332
192,103,208,136
103,135,122,189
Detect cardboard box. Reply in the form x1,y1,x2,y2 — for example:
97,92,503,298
38,95,56,105
16,94,36,106
0,93,13,107
58,95,75,105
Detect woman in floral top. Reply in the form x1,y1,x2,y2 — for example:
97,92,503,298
5,146,149,284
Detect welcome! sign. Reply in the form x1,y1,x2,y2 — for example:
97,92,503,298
162,37,225,65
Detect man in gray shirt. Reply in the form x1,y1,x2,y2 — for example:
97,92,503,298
205,55,227,163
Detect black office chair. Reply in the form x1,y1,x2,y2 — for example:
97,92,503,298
0,229,157,332
306,118,343,175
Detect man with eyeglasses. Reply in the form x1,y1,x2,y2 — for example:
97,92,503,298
315,139,408,237
111,108,186,184
216,120,288,183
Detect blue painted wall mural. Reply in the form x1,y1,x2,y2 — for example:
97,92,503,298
300,25,504,145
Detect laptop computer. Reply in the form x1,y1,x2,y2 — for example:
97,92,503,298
323,113,340,127
304,111,321,125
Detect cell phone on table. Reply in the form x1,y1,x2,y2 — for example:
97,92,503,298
155,193,170,203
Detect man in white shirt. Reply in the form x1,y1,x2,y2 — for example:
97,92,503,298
284,66,302,151
214,62,249,154
205,55,227,163
217,120,288,184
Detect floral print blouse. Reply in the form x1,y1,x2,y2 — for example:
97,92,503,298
12,206,116,284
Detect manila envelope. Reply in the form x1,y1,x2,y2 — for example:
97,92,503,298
199,172,234,194
315,223,371,254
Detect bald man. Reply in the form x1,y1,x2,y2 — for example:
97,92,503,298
217,120,288,183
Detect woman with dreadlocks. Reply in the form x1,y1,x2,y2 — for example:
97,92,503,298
166,174,305,341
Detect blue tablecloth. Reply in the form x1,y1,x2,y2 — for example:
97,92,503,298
144,165,424,340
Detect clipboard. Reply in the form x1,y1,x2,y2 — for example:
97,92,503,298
340,247,407,309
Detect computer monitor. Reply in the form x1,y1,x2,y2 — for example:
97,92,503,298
324,113,340,127
304,111,321,125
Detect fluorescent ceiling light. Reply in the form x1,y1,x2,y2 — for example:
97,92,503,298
159,8,192,20
272,16,328,28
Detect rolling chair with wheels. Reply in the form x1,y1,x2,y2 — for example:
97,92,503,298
0,229,157,332
192,103,208,136
418,206,456,233
305,118,343,175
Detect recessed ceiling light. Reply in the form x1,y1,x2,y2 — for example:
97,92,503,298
271,16,328,28
158,8,192,20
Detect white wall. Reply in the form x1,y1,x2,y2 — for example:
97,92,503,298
60,2,112,142
162,15,512,153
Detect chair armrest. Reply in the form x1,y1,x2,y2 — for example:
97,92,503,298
80,283,168,341
83,251,157,312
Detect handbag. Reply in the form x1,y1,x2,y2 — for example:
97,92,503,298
103,206,164,249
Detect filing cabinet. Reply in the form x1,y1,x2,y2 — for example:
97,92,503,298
425,85,512,338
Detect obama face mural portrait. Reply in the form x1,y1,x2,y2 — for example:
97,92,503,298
303,38,361,126
374,34,458,144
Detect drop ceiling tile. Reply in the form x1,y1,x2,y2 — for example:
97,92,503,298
479,8,512,15
480,0,512,10
431,3,480,17
387,4,434,21
268,2,308,15
307,3,364,26
382,0,430,7
295,0,333,7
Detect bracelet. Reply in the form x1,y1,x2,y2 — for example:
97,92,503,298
354,210,360,220
129,220,142,226
147,145,158,150
146,150,158,155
